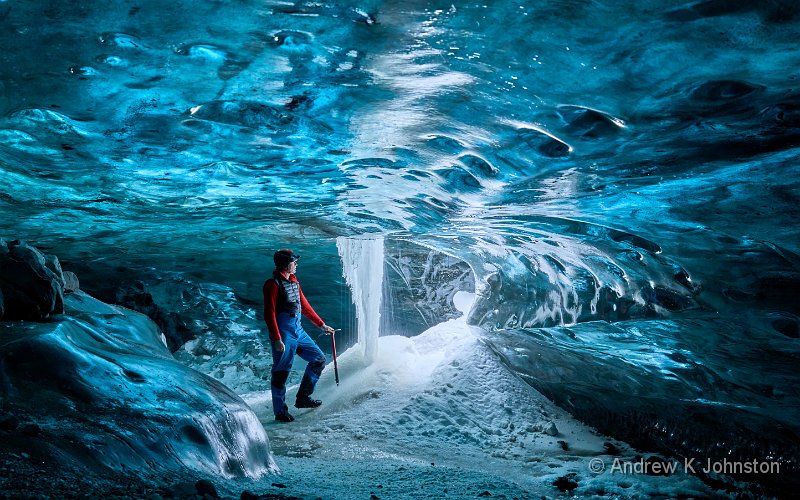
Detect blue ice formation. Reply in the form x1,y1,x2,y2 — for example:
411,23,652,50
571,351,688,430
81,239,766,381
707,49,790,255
0,281,277,480
1,0,799,494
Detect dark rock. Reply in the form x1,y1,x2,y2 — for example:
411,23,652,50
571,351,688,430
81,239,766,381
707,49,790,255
62,271,80,293
477,491,492,497
0,287,4,320
557,440,569,451
240,491,258,500
603,442,621,455
272,483,287,488
0,414,20,431
0,239,64,321
195,479,219,498
110,280,199,352
44,254,66,289
553,473,578,493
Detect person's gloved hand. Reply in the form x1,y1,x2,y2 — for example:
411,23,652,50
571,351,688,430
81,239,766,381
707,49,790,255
322,324,335,335
274,339,286,352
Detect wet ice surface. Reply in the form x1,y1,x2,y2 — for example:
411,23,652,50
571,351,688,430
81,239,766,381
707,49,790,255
0,291,277,481
239,293,712,498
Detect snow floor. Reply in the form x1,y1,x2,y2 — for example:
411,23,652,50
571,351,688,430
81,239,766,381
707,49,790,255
240,293,716,499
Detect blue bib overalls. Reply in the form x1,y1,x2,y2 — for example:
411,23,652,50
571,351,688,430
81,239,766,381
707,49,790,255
270,311,326,416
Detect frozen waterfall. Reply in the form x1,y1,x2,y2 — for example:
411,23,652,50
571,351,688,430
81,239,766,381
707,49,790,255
337,236,384,364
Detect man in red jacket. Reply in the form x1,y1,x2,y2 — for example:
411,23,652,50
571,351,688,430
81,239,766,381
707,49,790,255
264,249,335,422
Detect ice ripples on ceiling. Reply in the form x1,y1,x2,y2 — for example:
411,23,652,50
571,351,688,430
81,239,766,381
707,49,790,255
1,1,630,242
0,0,797,317
0,2,625,247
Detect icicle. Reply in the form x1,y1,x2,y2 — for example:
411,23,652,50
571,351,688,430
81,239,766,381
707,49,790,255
337,236,384,365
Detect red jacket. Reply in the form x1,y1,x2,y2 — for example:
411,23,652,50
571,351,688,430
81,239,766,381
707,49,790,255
263,273,325,341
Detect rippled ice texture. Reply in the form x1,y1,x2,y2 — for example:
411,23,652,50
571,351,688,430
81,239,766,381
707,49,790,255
2,0,800,493
0,291,277,480
3,0,795,265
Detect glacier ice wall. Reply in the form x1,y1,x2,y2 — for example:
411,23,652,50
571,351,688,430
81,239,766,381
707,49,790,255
0,290,277,480
1,0,799,493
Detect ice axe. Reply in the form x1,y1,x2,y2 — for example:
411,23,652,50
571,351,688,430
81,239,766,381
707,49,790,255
330,328,341,385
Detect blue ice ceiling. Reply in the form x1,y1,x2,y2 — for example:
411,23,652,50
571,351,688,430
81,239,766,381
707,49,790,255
5,0,796,252
1,0,800,492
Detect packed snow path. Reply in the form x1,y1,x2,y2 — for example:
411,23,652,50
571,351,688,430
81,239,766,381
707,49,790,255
243,293,713,498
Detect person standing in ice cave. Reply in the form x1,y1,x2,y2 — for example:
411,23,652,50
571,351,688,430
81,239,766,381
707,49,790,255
264,249,336,423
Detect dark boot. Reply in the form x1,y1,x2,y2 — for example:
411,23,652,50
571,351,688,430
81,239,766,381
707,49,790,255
275,412,295,423
295,396,322,408
271,370,290,417
296,373,322,408
275,403,294,423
